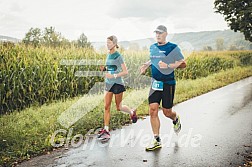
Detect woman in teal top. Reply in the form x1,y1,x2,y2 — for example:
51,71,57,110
97,35,137,141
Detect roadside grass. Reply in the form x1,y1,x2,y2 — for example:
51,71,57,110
136,66,252,115
0,66,251,166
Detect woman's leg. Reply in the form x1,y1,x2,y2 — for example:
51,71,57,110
104,91,113,127
114,92,132,114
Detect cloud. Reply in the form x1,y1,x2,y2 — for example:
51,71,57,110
9,2,24,13
0,0,228,41
108,0,173,19
107,0,228,35
108,0,210,19
0,12,31,39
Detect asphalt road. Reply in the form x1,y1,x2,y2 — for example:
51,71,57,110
18,77,252,167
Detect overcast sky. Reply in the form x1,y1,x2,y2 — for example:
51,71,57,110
0,0,229,42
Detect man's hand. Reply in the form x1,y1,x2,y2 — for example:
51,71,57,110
177,61,186,68
158,61,169,69
140,64,149,74
140,60,151,75
158,60,186,69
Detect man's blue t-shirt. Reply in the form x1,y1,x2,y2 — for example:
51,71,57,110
150,42,184,85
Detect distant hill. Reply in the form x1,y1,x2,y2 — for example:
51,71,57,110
1,30,251,50
0,35,20,43
92,30,251,51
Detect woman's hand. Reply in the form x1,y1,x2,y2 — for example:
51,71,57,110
105,73,114,79
100,65,106,71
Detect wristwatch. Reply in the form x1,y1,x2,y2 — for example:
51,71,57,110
167,64,171,68
113,74,117,79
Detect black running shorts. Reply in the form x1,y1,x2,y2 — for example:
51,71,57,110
148,84,175,109
105,83,126,94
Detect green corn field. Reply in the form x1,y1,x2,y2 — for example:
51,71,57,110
0,43,251,114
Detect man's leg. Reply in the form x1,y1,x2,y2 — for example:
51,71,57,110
162,84,181,133
146,102,162,151
163,108,181,134
146,88,162,151
149,103,160,135
163,108,176,121
162,84,176,121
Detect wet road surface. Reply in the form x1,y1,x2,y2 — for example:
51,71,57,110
18,77,252,167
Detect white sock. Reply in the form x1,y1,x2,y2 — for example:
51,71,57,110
130,109,134,115
104,126,109,131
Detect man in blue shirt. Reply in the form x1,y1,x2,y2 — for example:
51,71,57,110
140,25,186,151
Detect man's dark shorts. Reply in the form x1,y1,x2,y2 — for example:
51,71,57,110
148,84,175,109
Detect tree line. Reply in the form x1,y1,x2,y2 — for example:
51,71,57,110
22,26,92,48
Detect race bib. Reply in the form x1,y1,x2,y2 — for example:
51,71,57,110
152,80,163,91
